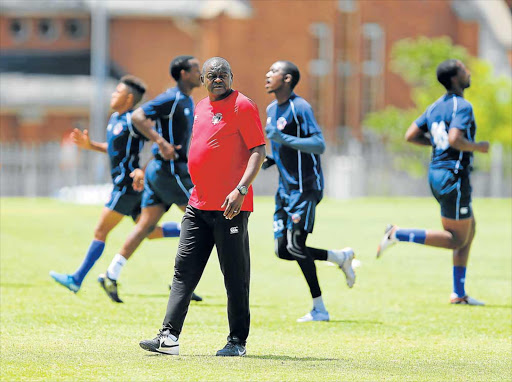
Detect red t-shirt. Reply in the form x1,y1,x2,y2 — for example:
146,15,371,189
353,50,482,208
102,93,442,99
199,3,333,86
188,90,265,211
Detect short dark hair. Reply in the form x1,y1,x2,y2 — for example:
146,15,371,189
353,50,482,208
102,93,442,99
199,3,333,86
279,60,300,89
170,55,195,81
120,75,146,106
436,59,460,90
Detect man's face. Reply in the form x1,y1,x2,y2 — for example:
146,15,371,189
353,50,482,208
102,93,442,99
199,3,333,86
265,62,287,94
455,61,471,89
110,83,131,110
181,59,202,88
202,63,233,96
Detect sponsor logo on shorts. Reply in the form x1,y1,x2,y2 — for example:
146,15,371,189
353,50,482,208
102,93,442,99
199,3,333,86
460,207,469,214
292,213,301,223
212,113,223,125
277,117,287,131
230,226,239,234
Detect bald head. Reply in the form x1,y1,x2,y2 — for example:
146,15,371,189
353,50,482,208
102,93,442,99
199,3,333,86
202,57,231,75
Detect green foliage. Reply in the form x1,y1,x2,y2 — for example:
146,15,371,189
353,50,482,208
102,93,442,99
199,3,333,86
1,198,511,381
364,37,512,175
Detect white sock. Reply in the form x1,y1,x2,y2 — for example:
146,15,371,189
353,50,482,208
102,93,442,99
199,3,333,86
313,296,327,312
327,249,343,265
107,253,127,280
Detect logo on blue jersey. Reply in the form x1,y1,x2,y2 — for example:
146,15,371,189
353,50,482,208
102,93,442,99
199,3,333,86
277,117,287,131
184,108,190,116
113,123,123,136
291,213,301,223
212,113,223,125
266,117,271,125
107,124,113,131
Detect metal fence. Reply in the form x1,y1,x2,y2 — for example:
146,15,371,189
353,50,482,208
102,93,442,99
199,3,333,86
0,141,510,200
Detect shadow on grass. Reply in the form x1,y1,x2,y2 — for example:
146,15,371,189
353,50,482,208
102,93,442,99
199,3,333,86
480,304,512,309
327,319,383,325
143,353,340,361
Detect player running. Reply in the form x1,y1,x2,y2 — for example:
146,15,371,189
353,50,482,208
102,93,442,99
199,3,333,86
98,56,202,303
263,60,356,322
50,75,182,293
376,59,489,306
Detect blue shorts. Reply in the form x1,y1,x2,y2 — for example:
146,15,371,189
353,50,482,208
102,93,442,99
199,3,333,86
105,186,141,221
273,188,323,239
429,167,472,220
141,159,193,212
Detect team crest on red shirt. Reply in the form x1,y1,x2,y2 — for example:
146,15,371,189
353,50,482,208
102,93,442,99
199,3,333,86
212,113,223,125
277,117,287,131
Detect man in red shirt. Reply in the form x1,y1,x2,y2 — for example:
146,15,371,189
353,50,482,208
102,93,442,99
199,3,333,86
140,57,266,357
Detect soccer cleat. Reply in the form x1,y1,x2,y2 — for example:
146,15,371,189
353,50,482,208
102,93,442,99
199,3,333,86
49,271,80,293
376,224,398,258
98,273,123,303
139,328,179,355
191,292,203,302
296,308,330,323
216,341,246,357
450,293,485,306
169,284,203,302
339,247,356,288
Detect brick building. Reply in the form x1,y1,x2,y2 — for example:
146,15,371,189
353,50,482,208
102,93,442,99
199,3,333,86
1,0,511,146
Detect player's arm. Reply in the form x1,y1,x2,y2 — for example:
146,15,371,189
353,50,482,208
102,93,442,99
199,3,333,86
131,107,180,160
265,125,325,154
222,144,266,220
71,128,107,153
405,122,431,146
448,129,489,153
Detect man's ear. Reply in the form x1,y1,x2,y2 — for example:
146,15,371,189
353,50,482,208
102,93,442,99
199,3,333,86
283,73,292,85
200,75,204,84
126,93,134,107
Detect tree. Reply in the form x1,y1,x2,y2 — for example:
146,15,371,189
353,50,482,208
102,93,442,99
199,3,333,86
364,37,512,176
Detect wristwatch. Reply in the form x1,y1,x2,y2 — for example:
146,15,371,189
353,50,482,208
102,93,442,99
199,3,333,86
236,185,248,196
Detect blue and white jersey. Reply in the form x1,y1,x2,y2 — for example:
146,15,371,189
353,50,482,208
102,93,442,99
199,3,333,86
266,93,324,193
141,86,194,164
415,93,477,173
106,111,147,188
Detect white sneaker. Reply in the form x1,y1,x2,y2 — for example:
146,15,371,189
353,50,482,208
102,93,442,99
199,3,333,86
139,329,180,355
297,308,330,323
376,224,398,258
331,247,356,288
450,293,485,306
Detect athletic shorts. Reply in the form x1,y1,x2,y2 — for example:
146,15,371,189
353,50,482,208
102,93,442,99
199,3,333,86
273,188,323,239
428,167,472,220
141,159,193,212
105,185,141,221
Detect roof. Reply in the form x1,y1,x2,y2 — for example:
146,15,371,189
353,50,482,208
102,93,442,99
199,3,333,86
0,0,253,19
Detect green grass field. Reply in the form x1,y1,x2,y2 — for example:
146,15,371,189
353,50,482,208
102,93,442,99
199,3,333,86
1,197,511,381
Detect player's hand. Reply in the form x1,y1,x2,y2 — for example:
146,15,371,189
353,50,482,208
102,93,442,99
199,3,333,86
477,141,490,153
71,128,92,150
265,125,282,142
159,140,181,160
130,168,145,192
221,189,244,220
261,155,276,170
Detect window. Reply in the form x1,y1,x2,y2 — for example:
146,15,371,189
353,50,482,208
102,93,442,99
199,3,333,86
309,23,332,128
361,23,384,120
9,18,30,43
64,19,88,40
37,18,59,42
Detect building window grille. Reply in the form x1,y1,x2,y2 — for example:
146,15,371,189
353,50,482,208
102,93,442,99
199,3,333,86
9,18,30,43
37,18,59,42
361,23,385,120
64,19,88,40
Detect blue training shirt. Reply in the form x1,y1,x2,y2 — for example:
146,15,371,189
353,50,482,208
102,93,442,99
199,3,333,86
415,93,476,173
266,93,324,193
106,111,147,188
141,86,194,164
